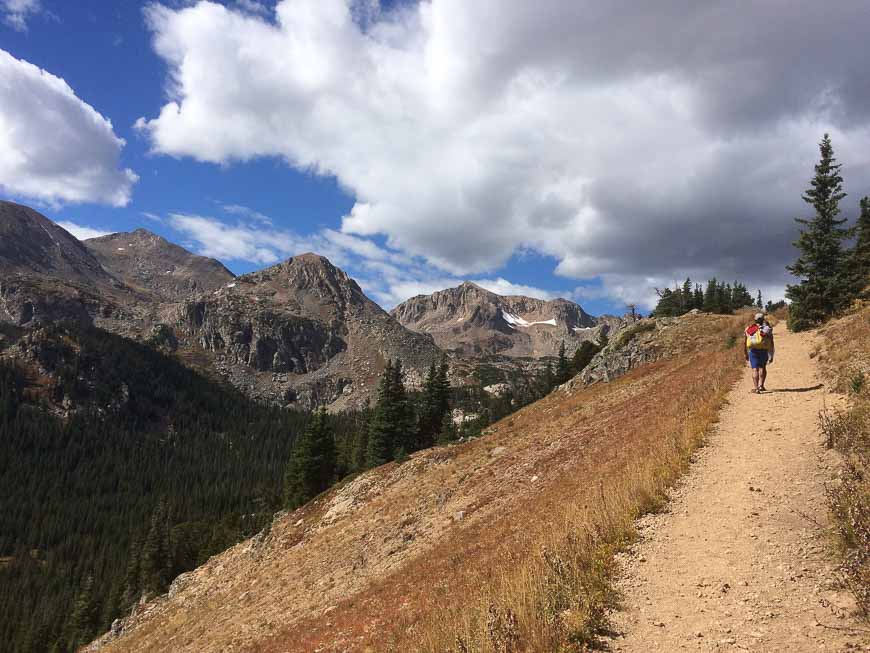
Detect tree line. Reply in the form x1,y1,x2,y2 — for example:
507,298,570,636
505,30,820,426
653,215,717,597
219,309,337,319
652,278,760,317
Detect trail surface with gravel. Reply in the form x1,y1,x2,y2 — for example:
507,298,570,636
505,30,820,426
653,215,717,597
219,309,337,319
612,328,869,652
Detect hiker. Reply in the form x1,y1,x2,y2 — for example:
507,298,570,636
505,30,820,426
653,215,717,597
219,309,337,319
744,312,775,393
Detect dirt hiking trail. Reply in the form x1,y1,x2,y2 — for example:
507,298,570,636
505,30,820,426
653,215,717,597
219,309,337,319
612,328,869,652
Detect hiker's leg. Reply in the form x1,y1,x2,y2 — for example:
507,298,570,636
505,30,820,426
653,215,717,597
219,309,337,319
760,365,767,389
752,368,760,390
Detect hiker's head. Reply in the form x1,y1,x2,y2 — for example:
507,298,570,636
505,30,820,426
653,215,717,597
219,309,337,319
754,312,765,324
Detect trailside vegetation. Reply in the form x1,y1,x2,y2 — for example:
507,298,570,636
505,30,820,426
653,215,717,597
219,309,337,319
816,306,870,620
787,134,868,330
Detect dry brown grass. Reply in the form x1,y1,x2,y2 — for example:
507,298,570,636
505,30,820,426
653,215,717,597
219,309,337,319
817,303,870,621
259,314,747,653
405,348,740,652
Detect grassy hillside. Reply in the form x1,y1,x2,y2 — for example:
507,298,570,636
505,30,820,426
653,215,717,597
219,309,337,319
92,311,748,653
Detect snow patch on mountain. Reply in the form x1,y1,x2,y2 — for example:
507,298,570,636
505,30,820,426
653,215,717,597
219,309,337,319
501,310,557,328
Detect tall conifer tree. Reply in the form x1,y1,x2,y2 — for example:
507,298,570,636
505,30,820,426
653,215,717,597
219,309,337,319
849,196,870,298
283,409,336,509
786,134,852,329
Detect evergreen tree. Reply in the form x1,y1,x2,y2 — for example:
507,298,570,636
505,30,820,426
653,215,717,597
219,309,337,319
756,289,763,309
139,501,170,598
417,360,451,450
366,360,412,466
436,409,457,444
849,196,870,298
786,134,852,329
702,278,718,313
682,278,693,311
121,534,142,611
556,341,572,384
693,284,704,311
366,360,395,467
67,574,98,651
283,409,336,509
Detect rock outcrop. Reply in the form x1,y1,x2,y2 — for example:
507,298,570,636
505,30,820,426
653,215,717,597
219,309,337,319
173,254,442,409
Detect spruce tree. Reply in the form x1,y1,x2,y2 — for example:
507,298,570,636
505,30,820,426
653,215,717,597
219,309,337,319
786,134,852,329
121,535,142,610
849,196,870,298
283,409,336,509
388,360,414,456
67,574,97,650
693,284,704,311
701,278,717,312
366,360,412,466
682,278,693,311
139,501,170,598
756,289,763,309
417,361,450,450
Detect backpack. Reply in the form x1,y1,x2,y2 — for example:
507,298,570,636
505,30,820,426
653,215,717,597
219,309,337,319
745,323,770,350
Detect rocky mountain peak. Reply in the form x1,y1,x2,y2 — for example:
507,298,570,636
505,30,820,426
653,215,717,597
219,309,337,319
84,228,234,301
391,282,609,358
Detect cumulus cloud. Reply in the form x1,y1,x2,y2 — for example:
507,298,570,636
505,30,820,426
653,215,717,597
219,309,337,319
0,49,138,206
56,221,112,240
1,0,41,31
138,0,870,304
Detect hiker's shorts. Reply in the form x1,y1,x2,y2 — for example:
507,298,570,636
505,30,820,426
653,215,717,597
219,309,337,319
748,349,769,369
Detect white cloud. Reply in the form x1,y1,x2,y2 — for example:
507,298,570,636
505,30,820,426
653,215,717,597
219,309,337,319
220,203,273,225
138,1,870,306
168,213,310,264
57,221,112,240
2,0,40,31
0,49,138,206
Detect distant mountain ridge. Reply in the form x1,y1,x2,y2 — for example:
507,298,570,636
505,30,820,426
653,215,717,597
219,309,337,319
0,200,442,409
85,228,235,301
391,281,610,357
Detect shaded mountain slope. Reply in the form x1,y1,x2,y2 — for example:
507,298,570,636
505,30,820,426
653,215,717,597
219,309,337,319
0,200,111,283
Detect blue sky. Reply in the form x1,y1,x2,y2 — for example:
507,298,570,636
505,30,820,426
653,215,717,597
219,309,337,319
2,1,869,314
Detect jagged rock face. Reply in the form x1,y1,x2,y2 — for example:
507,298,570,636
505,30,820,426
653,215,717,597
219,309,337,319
0,203,444,410
85,229,234,301
175,254,442,409
391,281,602,357
0,200,113,284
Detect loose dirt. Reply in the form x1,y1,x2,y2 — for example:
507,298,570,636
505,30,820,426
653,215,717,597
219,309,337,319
612,328,869,652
